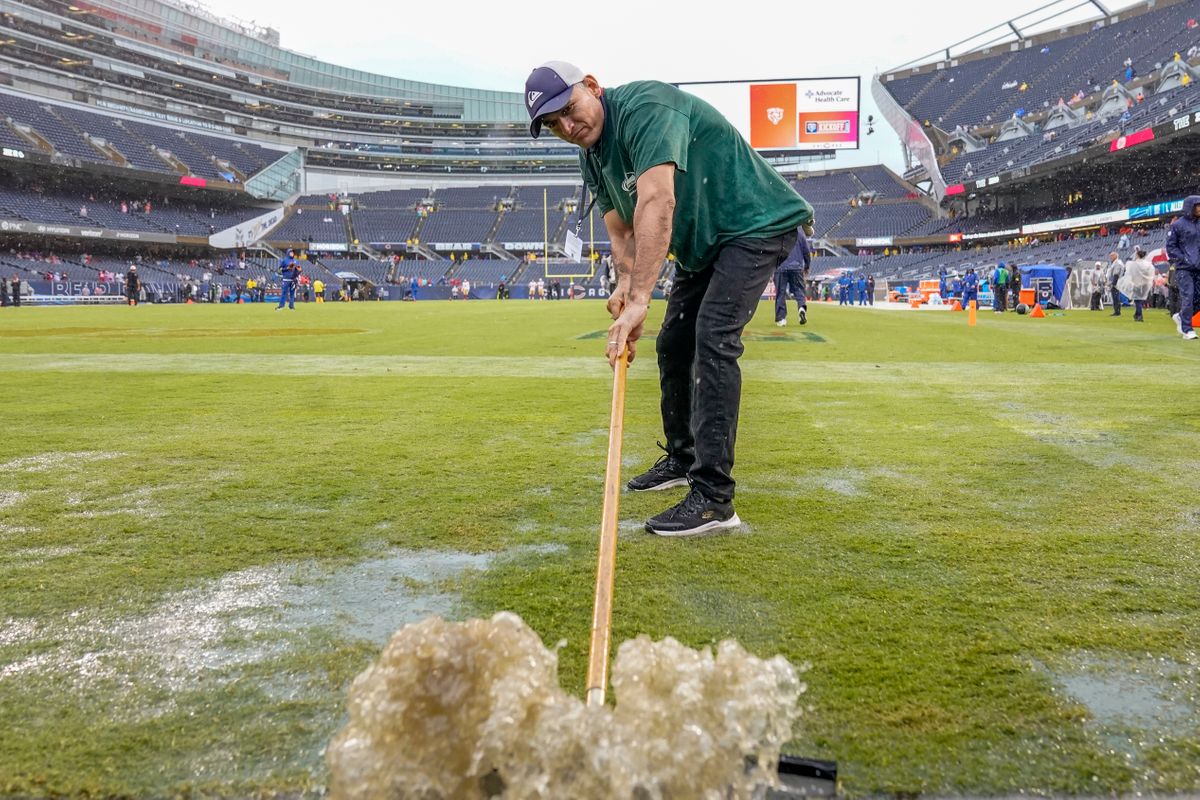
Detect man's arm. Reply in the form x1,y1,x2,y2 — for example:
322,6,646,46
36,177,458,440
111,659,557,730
604,210,635,315
1165,225,1184,266
606,163,675,367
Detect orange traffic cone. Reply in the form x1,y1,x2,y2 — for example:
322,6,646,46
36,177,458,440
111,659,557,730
186,298,193,305
951,300,962,311
1030,303,1046,318
1192,310,1200,328
968,300,977,326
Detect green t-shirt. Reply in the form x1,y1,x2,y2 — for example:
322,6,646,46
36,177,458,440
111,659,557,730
580,80,814,272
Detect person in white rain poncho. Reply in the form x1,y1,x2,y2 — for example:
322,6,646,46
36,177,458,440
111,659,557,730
1089,261,1106,310
1118,247,1156,322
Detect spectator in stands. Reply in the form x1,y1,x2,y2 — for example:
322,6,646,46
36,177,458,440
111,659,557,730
526,60,813,536
774,230,810,327
1166,195,1200,339
125,265,139,307
1107,252,1125,316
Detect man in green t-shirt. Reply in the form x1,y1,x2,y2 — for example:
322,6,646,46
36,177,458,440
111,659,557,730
526,61,815,537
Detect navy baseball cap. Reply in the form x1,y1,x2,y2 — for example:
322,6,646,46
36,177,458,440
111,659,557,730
525,61,585,138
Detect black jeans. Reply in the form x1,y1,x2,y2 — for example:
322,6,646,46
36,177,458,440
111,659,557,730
774,268,806,321
656,231,796,503
1110,282,1121,314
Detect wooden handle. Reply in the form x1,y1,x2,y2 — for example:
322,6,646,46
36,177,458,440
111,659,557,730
585,351,628,707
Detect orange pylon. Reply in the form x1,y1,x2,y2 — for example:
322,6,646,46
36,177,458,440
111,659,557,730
1030,304,1046,318
968,300,977,326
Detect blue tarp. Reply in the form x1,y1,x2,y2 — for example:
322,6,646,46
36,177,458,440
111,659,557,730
1021,265,1069,304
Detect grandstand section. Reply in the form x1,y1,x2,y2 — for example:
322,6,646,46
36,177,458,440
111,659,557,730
875,0,1200,204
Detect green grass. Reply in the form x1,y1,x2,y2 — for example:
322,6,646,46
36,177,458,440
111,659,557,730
1,299,1198,797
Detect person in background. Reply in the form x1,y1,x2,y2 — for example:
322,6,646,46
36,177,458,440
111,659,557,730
276,249,301,311
774,229,810,326
125,265,139,307
1107,251,1125,316
961,267,979,309
1167,195,1200,339
1088,261,1105,311
1121,247,1155,322
991,262,1009,313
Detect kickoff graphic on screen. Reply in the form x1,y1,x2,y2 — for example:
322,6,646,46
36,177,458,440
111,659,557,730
680,77,860,153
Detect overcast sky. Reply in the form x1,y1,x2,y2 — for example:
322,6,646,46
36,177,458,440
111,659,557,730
195,0,1145,173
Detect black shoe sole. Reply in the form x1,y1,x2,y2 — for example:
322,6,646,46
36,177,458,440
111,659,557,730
645,513,742,537
627,477,689,492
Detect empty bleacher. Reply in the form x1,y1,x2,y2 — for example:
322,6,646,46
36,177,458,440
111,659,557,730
351,210,420,245
355,189,431,209
267,209,349,245
434,186,511,209
319,257,392,284
419,210,499,245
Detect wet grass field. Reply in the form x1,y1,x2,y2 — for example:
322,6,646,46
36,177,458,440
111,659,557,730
1,299,1198,797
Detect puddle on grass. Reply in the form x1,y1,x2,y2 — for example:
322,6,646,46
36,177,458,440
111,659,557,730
1038,653,1199,763
0,544,567,706
789,466,903,498
990,403,1154,472
0,450,123,474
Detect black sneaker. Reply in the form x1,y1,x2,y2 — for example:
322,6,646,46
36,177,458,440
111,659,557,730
627,444,689,492
798,307,807,325
645,486,741,537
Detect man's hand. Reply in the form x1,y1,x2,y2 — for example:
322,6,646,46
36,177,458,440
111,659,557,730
802,221,815,238
606,300,648,367
606,276,631,319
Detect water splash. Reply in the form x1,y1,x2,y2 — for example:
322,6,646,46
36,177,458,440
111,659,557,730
328,612,803,799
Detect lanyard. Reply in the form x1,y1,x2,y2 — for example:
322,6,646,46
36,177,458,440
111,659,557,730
575,185,597,237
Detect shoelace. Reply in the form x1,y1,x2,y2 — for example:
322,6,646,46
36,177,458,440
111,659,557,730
650,441,673,472
675,486,709,516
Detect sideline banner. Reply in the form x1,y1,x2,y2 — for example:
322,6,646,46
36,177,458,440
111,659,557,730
0,219,177,244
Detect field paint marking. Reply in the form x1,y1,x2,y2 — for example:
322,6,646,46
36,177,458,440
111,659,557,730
2,354,1200,384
